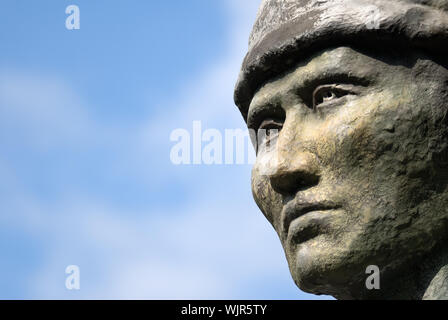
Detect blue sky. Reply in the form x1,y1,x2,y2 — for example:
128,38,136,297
0,0,331,299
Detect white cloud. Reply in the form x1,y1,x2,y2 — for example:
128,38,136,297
0,70,95,150
0,0,330,300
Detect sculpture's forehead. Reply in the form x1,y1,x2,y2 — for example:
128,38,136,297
253,47,351,92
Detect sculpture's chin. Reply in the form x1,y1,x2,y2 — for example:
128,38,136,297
286,238,332,294
285,236,365,299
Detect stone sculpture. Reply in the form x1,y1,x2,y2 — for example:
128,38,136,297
234,0,448,299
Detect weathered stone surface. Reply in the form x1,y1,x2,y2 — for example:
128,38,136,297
235,0,448,121
234,0,448,299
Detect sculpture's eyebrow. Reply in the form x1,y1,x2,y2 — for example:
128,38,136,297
247,81,286,129
291,70,370,106
247,100,283,130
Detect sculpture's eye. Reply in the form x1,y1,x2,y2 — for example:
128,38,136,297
312,84,354,110
259,118,283,135
247,103,286,153
320,90,337,102
256,118,283,152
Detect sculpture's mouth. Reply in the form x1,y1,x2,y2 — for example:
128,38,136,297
281,200,341,243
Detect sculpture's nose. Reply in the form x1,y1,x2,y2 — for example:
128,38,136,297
268,150,320,195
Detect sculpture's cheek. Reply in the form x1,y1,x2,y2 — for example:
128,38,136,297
300,86,448,268
307,89,417,204
313,92,399,168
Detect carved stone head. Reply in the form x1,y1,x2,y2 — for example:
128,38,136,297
235,0,448,299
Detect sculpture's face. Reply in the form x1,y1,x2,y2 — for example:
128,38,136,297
249,47,448,298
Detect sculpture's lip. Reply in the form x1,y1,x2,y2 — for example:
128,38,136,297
281,200,341,239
